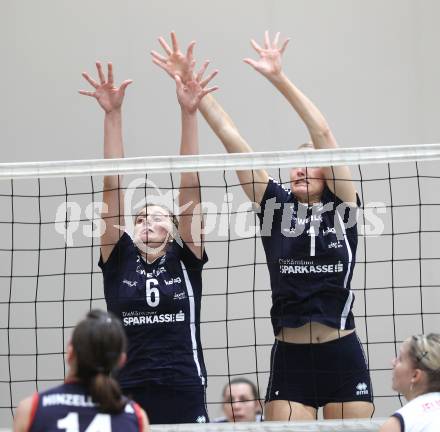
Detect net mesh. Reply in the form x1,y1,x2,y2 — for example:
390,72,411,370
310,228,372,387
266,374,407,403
1,145,440,429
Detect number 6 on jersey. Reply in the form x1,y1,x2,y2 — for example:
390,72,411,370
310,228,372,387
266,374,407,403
146,278,160,307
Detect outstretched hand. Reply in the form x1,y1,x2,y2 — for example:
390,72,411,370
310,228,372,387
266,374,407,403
79,62,132,113
175,61,218,113
151,31,195,83
243,31,290,79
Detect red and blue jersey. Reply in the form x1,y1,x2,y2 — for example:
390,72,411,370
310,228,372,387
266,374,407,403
99,233,207,388
28,382,143,432
257,179,360,334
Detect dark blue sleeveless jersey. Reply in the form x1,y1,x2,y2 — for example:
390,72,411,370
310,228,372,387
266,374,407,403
257,179,360,334
29,382,143,432
99,233,207,388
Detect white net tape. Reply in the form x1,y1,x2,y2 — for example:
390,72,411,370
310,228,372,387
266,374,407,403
0,144,439,179
0,418,386,432
151,418,386,432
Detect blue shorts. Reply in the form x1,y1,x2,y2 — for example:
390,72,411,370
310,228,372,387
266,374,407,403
265,332,373,408
123,383,209,424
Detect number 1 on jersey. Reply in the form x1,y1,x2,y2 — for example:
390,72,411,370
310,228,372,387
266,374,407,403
309,225,316,256
146,278,160,307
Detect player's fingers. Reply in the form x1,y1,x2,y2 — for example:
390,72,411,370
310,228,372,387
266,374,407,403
158,36,172,55
96,61,106,84
82,72,99,89
200,70,218,88
78,90,96,97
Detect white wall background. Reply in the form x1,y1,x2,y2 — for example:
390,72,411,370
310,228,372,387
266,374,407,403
1,0,440,163
1,0,440,428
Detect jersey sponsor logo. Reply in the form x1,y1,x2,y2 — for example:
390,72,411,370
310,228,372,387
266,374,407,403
123,310,185,326
135,255,166,278
173,291,187,300
164,276,182,286
280,258,314,265
280,260,344,274
139,268,166,279
42,393,95,408
136,265,146,276
196,415,207,423
292,214,323,225
123,279,138,287
323,226,336,236
328,241,343,249
147,267,166,277
356,382,369,395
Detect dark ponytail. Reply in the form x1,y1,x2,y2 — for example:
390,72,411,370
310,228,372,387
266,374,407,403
71,310,127,414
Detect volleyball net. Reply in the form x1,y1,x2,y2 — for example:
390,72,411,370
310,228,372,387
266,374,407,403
1,144,440,430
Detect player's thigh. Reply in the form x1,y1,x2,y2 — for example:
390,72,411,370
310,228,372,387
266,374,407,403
265,400,317,421
323,401,374,419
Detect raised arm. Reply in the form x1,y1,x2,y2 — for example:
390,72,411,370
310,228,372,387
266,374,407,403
175,62,218,258
151,32,269,205
198,94,269,204
153,34,218,257
244,31,357,204
79,62,132,262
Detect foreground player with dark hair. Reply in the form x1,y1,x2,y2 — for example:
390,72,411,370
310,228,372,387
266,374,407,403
380,333,440,432
152,31,374,421
13,310,149,432
79,61,216,424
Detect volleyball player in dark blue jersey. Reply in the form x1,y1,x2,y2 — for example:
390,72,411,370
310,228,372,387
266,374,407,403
13,310,149,432
152,31,374,420
78,60,217,424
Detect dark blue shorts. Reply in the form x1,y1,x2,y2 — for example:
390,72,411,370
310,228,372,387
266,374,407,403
123,383,209,424
265,332,373,408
